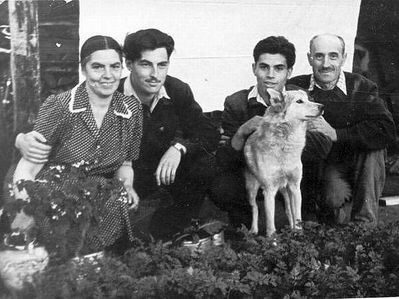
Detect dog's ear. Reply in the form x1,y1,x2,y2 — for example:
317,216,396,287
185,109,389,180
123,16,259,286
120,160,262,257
267,88,285,113
267,88,284,106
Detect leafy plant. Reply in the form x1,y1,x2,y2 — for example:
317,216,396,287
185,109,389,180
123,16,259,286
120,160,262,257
5,163,129,262
25,221,399,298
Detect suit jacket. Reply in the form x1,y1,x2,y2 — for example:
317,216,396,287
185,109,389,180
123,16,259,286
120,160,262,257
288,72,397,156
119,76,219,172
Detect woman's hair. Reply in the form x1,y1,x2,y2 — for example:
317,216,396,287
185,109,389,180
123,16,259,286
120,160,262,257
80,35,123,67
123,29,175,62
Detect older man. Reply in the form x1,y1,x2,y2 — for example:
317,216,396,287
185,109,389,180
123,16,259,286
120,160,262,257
288,33,396,224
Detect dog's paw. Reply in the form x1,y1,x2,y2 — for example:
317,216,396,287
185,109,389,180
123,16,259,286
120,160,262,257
249,227,258,235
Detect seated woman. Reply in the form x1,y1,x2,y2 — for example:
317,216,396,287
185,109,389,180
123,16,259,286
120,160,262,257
12,35,143,252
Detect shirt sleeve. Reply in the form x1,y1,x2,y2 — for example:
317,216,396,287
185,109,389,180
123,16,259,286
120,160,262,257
172,82,219,155
33,94,67,146
335,82,397,150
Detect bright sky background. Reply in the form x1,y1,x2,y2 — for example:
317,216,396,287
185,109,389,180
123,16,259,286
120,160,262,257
80,0,361,111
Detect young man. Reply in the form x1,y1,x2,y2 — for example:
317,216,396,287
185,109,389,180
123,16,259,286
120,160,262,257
288,33,396,224
15,29,219,240
211,36,331,228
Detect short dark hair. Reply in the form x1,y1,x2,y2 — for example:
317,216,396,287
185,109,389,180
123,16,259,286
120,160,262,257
309,34,346,55
80,35,123,67
123,28,175,62
253,36,296,69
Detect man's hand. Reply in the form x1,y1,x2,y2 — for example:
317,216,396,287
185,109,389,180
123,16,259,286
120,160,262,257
307,116,337,142
155,146,182,186
231,116,264,150
15,131,51,163
218,128,231,146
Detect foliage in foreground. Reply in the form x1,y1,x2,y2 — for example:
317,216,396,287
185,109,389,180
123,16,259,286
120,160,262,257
28,221,399,299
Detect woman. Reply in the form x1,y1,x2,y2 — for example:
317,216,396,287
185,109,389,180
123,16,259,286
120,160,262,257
12,35,143,252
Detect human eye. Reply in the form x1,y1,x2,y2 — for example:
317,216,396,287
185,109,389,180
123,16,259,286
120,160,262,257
314,53,323,60
159,62,169,69
111,63,121,69
139,61,151,67
91,63,103,70
275,65,285,72
329,53,339,60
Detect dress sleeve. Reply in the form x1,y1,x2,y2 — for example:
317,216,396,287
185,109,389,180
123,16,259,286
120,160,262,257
33,94,67,145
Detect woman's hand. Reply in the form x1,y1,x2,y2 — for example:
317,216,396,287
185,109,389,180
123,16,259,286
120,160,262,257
13,184,30,201
115,161,139,209
124,185,139,210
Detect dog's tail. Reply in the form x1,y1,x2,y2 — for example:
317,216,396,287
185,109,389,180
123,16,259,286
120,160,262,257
322,165,352,209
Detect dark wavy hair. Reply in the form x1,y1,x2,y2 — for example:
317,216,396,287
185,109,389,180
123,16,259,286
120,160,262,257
253,36,296,69
123,28,175,62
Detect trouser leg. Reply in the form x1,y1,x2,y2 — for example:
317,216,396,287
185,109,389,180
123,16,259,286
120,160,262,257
351,150,386,224
321,150,385,225
148,153,217,240
301,131,333,222
209,170,252,229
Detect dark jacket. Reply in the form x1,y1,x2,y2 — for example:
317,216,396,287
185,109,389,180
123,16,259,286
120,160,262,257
288,72,397,159
118,76,219,171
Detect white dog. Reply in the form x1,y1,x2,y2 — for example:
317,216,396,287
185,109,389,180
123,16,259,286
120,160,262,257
244,88,324,236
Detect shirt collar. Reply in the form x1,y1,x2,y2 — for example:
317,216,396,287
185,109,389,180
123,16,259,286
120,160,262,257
123,76,170,112
308,70,347,95
69,82,132,119
247,85,286,106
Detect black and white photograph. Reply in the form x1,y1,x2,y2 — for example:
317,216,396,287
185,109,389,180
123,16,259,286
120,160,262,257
0,0,399,298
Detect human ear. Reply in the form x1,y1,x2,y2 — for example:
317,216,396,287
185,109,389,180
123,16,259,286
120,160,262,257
307,53,312,66
125,59,133,71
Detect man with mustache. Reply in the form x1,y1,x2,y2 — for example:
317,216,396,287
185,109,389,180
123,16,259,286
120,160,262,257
14,29,219,240
288,33,396,225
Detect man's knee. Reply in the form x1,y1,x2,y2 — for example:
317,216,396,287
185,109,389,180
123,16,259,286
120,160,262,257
179,153,217,184
210,173,246,210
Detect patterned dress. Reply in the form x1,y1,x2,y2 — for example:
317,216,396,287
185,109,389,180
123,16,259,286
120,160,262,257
32,82,143,250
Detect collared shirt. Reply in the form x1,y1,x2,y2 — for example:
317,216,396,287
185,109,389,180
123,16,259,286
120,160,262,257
247,85,287,106
308,70,347,95
123,76,170,112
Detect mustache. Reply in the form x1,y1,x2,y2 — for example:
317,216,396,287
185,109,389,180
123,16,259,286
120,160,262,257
320,67,335,72
145,79,161,83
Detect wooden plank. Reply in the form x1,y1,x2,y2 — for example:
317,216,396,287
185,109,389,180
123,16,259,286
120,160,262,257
8,0,41,135
379,196,399,206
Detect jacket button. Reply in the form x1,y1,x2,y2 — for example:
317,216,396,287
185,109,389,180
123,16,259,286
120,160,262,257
159,126,165,132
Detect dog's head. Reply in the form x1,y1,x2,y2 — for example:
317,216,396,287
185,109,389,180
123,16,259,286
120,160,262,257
267,88,324,121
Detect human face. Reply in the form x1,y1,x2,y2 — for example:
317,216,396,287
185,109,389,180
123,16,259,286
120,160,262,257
307,35,347,89
82,49,122,98
126,47,169,100
252,53,292,100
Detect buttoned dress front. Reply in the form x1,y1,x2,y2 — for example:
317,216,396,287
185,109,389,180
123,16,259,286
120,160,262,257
32,82,143,250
